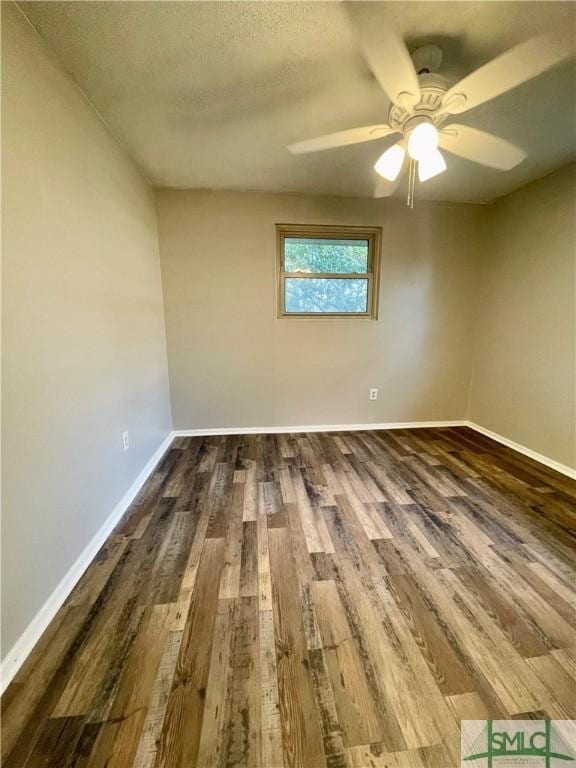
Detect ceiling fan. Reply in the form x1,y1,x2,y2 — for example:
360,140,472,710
288,6,571,205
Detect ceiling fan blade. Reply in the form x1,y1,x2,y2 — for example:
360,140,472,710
345,4,420,108
441,35,572,115
288,124,398,154
439,125,526,170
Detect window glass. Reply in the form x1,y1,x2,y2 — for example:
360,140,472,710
285,278,369,314
284,238,369,274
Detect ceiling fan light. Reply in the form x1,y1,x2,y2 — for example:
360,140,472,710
418,149,447,182
374,144,405,181
407,122,439,161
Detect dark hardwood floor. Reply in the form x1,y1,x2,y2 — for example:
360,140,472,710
2,427,575,767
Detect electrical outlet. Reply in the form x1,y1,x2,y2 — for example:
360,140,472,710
122,431,129,451
369,388,378,401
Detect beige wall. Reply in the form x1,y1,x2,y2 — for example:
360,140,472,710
469,164,576,469
1,5,172,656
156,189,487,430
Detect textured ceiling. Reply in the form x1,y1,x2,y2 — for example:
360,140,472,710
20,1,576,202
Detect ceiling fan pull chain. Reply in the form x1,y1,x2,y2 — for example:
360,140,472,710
406,159,410,207
407,158,416,208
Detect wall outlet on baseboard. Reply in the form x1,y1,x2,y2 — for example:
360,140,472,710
369,388,378,401
122,431,129,451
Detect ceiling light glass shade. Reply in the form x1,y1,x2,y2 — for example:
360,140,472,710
418,149,447,182
407,122,439,161
374,144,405,181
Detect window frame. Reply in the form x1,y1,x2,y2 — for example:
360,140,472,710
276,223,381,319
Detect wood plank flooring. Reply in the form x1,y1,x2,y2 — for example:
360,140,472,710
2,427,575,767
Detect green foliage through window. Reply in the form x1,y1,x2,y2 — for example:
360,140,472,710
284,238,369,274
285,278,368,313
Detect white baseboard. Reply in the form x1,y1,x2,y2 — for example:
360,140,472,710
173,420,467,437
0,432,174,695
466,421,576,480
174,421,575,479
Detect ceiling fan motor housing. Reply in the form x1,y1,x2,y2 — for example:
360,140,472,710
388,73,450,133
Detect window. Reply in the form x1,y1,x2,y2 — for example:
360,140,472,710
276,224,381,318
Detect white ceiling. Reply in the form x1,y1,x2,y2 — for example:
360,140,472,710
20,1,576,202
